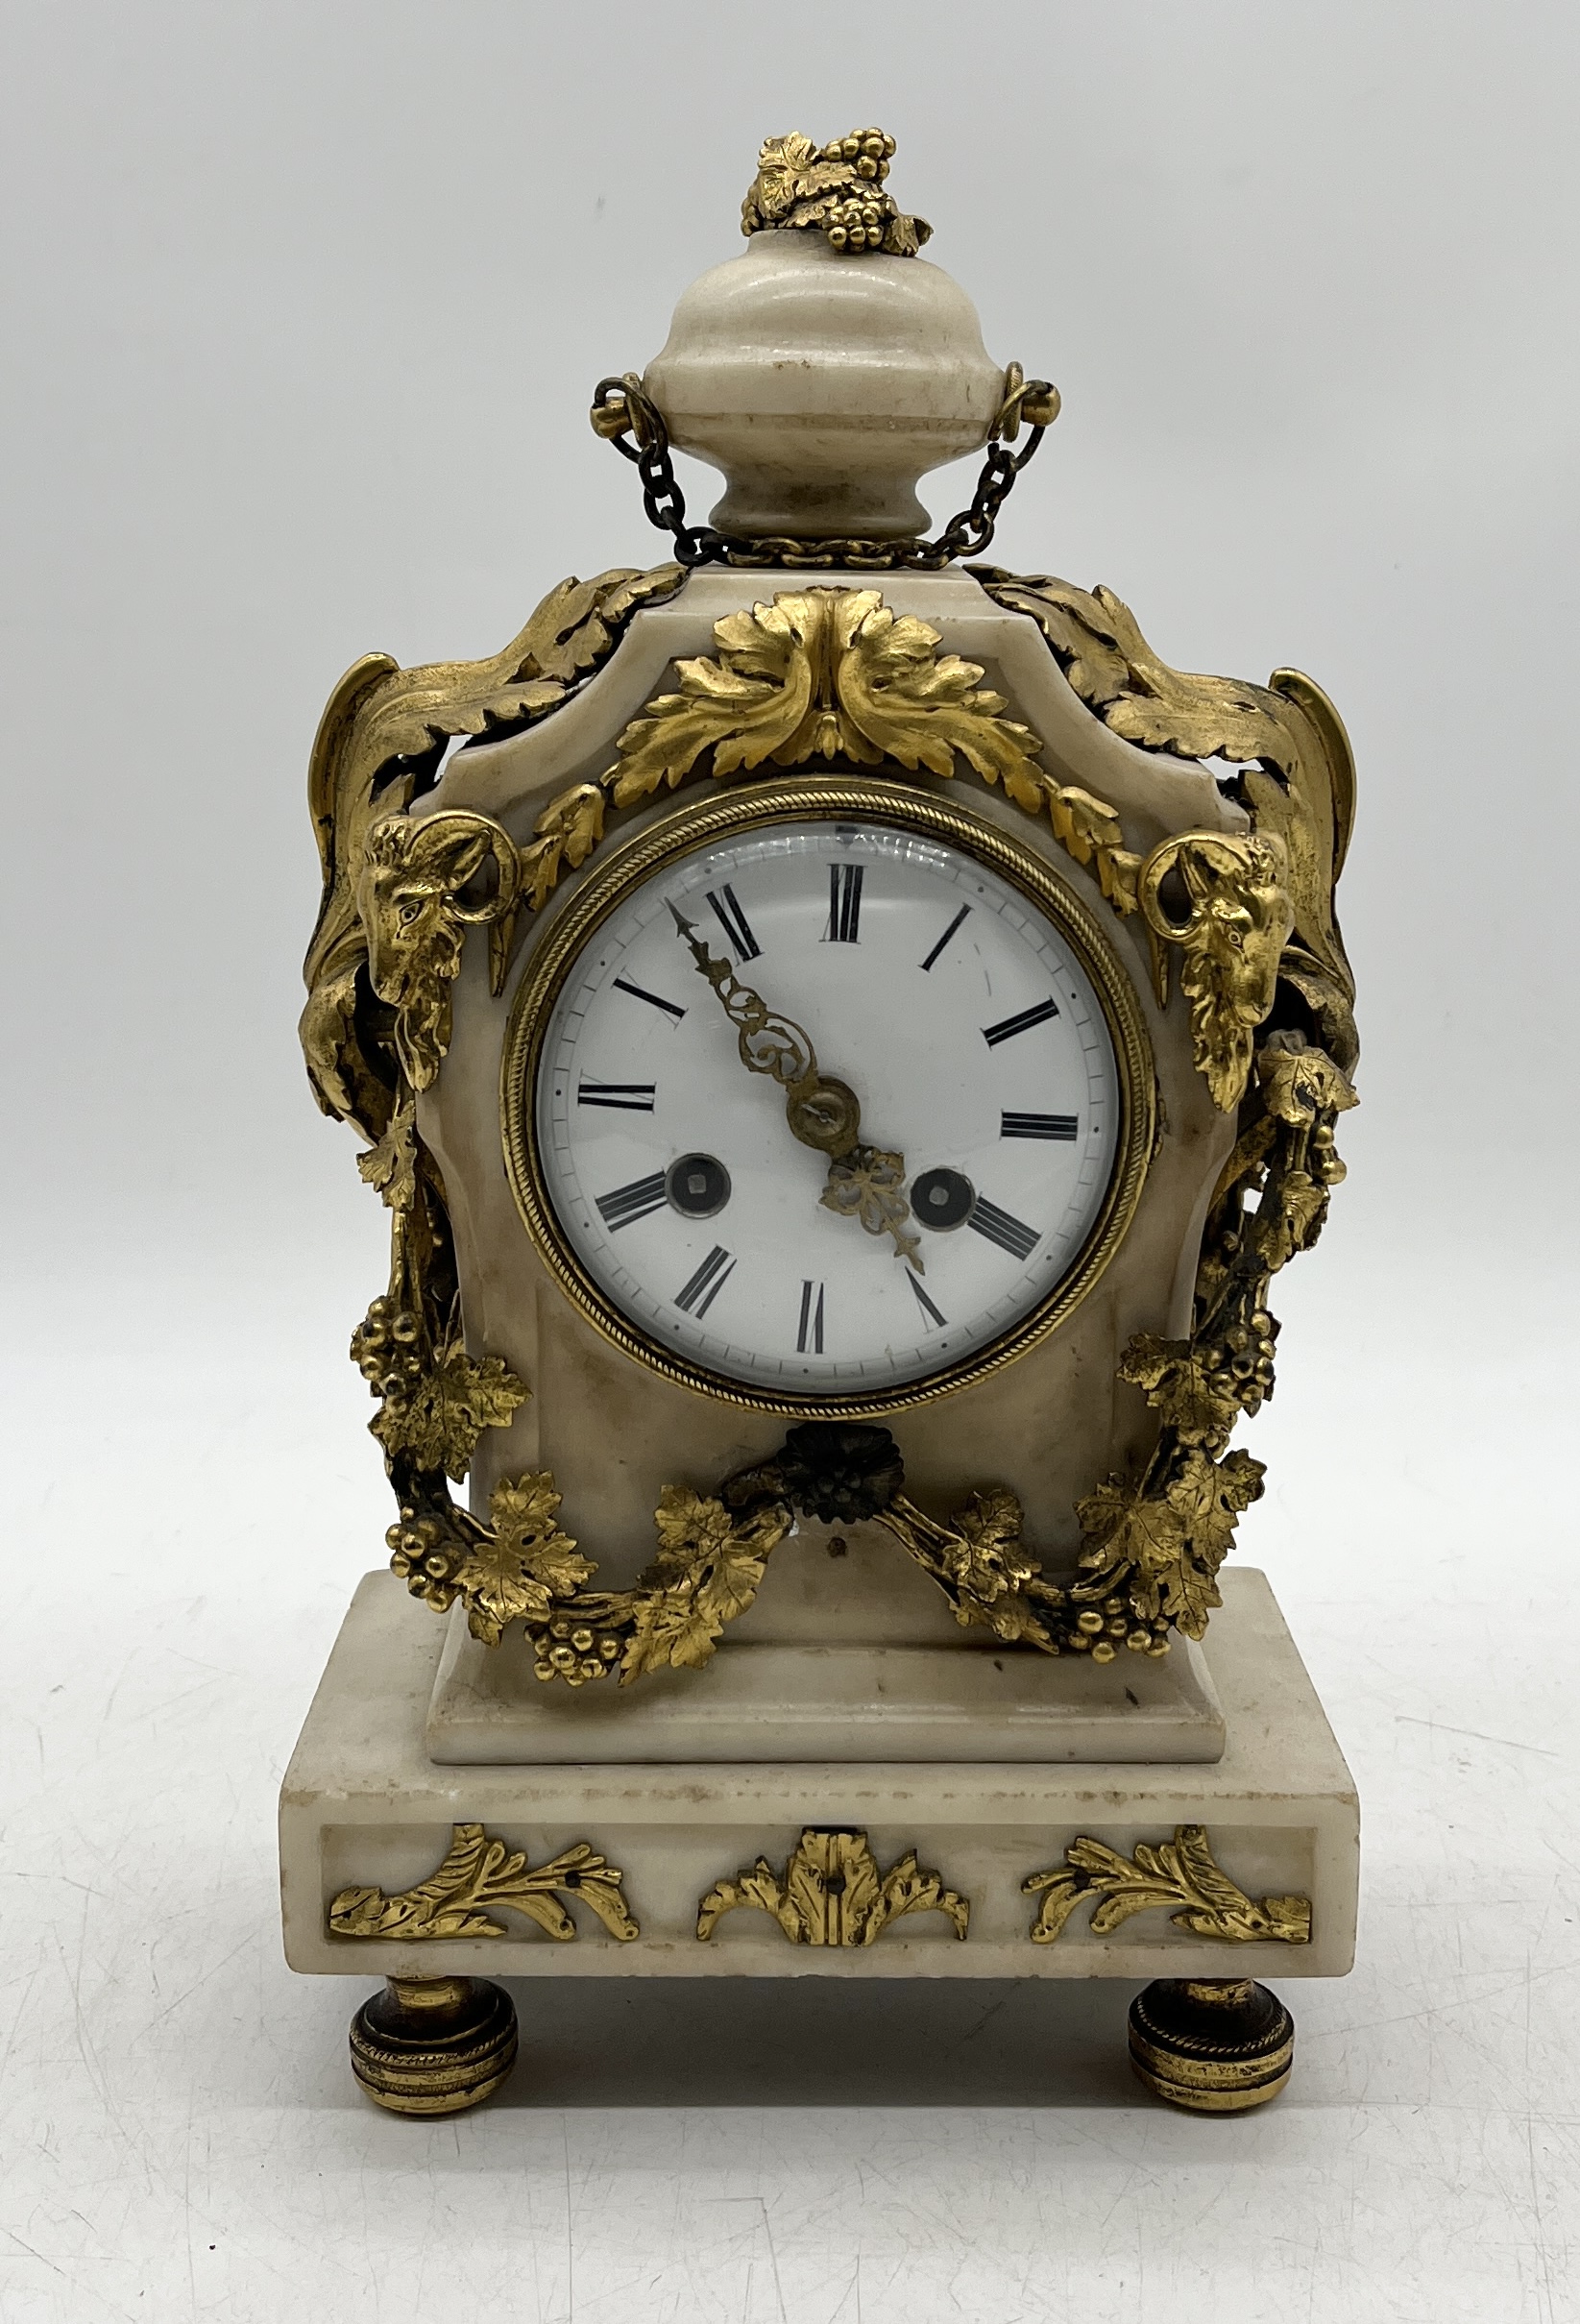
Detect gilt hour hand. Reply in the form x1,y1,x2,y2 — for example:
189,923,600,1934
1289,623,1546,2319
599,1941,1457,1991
668,903,922,1269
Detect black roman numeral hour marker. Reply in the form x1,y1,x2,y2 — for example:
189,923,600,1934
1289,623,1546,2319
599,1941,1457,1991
578,1080,657,1112
825,863,863,942
919,903,971,972
968,1196,1042,1262
612,975,686,1022
1001,1111,1079,1140
908,1272,948,1330
796,1280,826,1355
595,1172,668,1232
982,997,1060,1047
674,1245,735,1317
705,885,760,962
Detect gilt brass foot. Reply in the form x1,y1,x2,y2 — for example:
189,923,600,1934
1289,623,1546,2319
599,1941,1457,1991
1128,1977,1294,2114
348,1975,518,2116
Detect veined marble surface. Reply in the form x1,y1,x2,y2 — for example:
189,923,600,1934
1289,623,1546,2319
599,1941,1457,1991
643,231,1006,539
423,1553,1228,1764
280,1564,1351,1977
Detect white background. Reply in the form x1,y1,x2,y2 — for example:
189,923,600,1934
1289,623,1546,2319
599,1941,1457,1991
2,3,1577,2318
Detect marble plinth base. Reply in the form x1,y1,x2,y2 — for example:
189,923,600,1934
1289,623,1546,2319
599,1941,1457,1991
426,1622,1227,1765
280,1568,1357,1982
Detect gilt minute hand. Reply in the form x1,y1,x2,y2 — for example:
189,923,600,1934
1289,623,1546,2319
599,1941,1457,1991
667,903,922,1269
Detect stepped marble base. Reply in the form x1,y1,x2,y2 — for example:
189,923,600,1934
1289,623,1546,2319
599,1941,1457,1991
280,1565,1356,1993
426,1621,1227,1765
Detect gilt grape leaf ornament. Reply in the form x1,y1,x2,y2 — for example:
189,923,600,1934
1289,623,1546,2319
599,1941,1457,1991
303,560,1355,1683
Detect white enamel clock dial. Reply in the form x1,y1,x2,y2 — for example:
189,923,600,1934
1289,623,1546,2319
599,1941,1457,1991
519,803,1135,1403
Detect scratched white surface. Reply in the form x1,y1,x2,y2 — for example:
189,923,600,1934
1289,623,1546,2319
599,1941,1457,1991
5,0,1580,2315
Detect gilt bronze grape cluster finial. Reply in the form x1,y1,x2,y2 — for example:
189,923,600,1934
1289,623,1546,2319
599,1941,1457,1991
741,126,931,257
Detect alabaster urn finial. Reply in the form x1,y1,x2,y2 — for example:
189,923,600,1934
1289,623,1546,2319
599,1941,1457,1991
641,127,1009,542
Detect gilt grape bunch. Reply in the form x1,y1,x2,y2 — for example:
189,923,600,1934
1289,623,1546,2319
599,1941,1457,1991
819,130,897,250
385,1508,458,1608
1072,1596,1174,1665
528,1616,624,1688
822,194,888,253
818,127,895,183
1206,1308,1279,1419
351,1294,424,1405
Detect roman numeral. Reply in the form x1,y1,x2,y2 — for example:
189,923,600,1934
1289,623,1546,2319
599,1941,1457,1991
1001,1111,1079,1141
578,1080,656,1112
824,863,863,942
595,1171,668,1232
674,1245,735,1317
796,1280,826,1355
908,1272,948,1330
612,975,686,1022
705,885,760,962
968,1196,1041,1262
982,996,1060,1047
919,903,971,972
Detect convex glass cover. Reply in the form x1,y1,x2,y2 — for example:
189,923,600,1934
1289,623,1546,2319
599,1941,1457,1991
503,783,1154,1409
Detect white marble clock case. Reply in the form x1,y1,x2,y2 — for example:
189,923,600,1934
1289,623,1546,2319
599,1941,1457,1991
420,569,1240,1580
280,563,1357,1994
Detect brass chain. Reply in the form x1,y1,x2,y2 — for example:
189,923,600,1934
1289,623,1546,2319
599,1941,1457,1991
590,369,1058,571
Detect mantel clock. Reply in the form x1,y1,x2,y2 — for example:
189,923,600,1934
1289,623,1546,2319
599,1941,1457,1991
280,128,1360,2119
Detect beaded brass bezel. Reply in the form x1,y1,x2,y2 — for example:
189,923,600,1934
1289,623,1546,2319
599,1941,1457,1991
499,775,1155,1417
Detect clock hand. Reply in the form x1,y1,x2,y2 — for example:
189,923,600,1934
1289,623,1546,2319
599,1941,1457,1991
667,902,923,1270
666,901,854,1151
818,1144,923,1271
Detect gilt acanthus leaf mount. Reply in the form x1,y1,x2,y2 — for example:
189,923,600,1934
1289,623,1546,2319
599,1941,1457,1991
696,1828,969,1945
328,1823,640,1944
1024,1824,1311,1947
